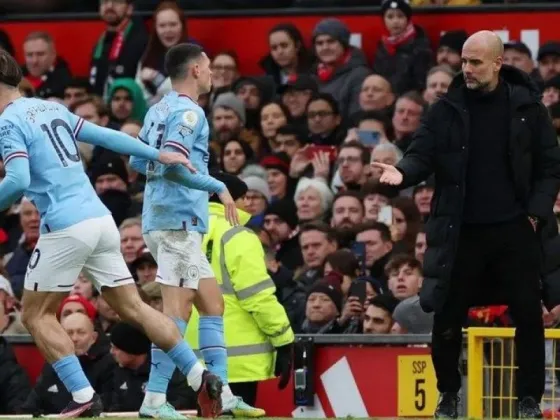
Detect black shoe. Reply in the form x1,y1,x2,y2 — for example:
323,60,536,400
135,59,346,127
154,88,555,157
518,396,543,419
434,392,459,418
197,370,223,418
60,393,103,418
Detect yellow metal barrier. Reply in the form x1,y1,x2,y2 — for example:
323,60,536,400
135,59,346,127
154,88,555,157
467,327,560,419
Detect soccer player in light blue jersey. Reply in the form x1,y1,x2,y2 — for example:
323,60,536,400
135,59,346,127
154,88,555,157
0,50,222,418
129,43,265,419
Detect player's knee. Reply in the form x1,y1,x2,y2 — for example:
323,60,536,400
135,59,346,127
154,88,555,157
199,295,224,316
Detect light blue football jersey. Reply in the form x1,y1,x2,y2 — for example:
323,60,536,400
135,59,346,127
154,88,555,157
0,98,110,234
0,97,161,234
139,91,224,234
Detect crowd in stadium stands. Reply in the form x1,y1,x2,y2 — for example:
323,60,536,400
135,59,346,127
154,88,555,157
1,0,560,414
0,0,558,14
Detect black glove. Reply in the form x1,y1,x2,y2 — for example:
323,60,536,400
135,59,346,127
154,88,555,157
274,342,294,390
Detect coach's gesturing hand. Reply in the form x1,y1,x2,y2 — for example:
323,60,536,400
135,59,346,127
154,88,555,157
158,152,197,173
218,189,240,226
371,162,403,186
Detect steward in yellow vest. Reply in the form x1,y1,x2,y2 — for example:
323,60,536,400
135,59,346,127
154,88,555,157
186,173,294,407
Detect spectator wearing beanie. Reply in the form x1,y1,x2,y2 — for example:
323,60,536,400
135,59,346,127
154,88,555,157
503,42,543,90
373,0,433,96
108,322,194,412
263,199,303,271
436,30,468,73
211,92,260,158
312,18,370,119
242,176,271,228
21,312,115,416
543,74,560,108
300,280,344,334
57,294,98,322
278,75,319,128
233,76,276,133
91,158,140,227
261,151,297,201
130,246,157,285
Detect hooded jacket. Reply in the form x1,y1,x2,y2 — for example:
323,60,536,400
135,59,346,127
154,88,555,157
108,78,148,122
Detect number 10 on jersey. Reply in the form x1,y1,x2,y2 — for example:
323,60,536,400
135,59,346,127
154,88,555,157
397,355,438,416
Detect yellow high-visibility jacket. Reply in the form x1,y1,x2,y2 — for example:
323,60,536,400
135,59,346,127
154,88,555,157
185,203,294,383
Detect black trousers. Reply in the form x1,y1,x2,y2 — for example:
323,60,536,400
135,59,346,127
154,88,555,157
229,381,259,407
431,216,545,401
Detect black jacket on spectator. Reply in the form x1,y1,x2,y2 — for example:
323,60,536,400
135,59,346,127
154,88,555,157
368,251,392,290
21,339,115,415
275,234,303,271
272,265,306,332
0,337,30,414
22,57,72,99
372,25,433,96
89,18,148,96
108,355,194,412
396,65,560,313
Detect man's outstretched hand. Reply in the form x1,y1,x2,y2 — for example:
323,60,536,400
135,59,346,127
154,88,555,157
158,152,197,173
371,162,403,186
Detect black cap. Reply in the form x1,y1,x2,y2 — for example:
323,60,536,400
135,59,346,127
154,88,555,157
380,0,412,20
504,41,532,58
545,74,560,91
264,199,298,229
110,322,151,355
538,42,560,62
209,170,248,203
130,246,157,274
91,157,129,185
438,30,468,55
278,74,319,95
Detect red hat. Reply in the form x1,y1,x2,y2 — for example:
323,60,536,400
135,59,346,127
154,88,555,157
57,294,97,321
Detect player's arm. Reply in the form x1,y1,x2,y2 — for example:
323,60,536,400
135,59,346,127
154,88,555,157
70,115,160,161
128,130,149,175
161,110,225,193
0,124,31,211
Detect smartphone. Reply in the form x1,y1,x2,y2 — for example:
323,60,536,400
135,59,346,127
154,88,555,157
351,241,367,276
378,205,393,226
357,130,381,148
348,280,367,305
305,145,337,162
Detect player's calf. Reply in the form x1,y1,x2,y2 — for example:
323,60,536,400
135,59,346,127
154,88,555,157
22,291,97,408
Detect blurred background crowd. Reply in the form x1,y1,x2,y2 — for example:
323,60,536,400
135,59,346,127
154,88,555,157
1,0,560,415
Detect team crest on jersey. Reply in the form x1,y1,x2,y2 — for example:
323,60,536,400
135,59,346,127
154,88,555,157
182,110,198,128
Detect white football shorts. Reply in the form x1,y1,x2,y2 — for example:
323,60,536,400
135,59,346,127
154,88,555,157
24,215,135,293
143,230,214,290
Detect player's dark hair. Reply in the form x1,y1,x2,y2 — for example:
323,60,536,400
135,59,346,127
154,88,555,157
0,49,22,88
165,43,204,81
